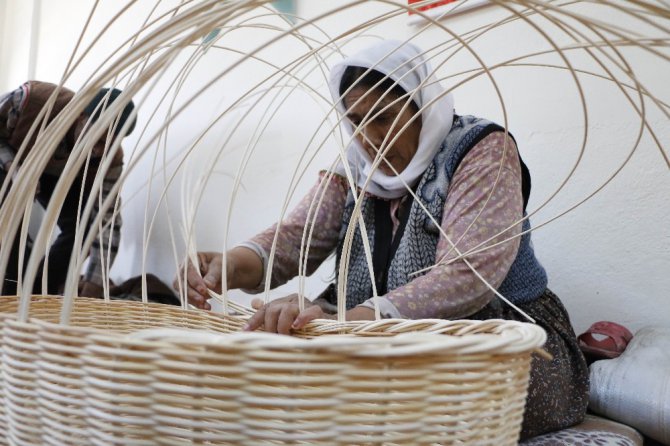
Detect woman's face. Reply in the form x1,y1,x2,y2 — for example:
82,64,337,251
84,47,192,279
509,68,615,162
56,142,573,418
344,87,422,175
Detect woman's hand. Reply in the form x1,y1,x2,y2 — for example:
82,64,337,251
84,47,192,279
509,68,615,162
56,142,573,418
173,252,225,310
244,294,333,335
173,247,264,310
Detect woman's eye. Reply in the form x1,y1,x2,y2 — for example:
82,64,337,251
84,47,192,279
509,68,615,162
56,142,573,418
371,111,393,123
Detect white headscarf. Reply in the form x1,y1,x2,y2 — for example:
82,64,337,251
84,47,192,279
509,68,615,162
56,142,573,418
329,40,455,199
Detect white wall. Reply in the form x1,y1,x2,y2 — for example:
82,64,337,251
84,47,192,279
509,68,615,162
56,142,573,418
0,0,37,88
0,0,4,86
0,0,667,334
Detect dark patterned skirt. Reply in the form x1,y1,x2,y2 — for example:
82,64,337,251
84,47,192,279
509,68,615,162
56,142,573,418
469,289,590,440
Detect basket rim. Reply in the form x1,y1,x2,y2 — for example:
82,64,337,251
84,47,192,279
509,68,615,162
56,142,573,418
0,295,546,358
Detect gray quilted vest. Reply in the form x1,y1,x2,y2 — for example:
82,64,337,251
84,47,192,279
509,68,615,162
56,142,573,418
331,115,548,311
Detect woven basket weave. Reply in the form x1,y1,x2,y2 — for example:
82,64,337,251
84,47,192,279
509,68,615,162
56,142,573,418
0,295,545,445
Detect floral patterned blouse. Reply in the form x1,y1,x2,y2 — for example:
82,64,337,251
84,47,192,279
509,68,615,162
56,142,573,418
244,131,524,319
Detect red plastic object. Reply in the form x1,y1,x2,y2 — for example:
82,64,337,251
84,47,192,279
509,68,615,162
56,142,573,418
578,321,633,361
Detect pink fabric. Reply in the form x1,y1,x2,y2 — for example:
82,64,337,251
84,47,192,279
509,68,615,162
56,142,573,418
389,198,405,239
249,131,524,319
249,172,347,290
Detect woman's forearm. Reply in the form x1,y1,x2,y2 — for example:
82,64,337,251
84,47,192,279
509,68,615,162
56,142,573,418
247,173,347,289
346,305,376,321
227,246,264,290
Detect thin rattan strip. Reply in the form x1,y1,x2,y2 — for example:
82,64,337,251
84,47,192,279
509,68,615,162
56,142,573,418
239,346,349,445
2,318,43,445
82,335,165,445
0,313,11,442
422,356,532,445
335,357,436,445
36,321,94,445
151,342,248,443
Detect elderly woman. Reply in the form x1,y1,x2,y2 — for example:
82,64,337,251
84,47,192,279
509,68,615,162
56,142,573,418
176,40,588,439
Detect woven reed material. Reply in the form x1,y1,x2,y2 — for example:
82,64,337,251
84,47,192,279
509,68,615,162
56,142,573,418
0,295,545,445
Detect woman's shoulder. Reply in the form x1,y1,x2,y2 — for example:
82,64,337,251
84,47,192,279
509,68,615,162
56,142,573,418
456,131,521,180
317,169,351,196
451,114,510,135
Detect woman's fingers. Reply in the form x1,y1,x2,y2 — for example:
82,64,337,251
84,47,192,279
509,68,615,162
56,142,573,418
277,305,300,335
203,255,222,290
197,252,209,275
244,296,324,334
173,252,225,310
264,303,284,334
173,262,206,304
186,260,208,297
292,305,325,329
245,303,266,331
186,285,211,310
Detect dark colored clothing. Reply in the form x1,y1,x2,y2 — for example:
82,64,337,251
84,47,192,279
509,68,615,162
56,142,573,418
108,274,180,305
0,81,123,292
470,289,590,440
1,170,94,294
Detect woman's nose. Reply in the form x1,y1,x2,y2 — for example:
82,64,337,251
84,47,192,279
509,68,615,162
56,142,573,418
359,125,378,152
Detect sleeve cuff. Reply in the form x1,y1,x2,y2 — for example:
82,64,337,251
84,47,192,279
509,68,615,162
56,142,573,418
312,296,338,314
357,296,404,319
234,240,268,294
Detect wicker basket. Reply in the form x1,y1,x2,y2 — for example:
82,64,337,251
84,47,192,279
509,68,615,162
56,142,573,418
0,295,545,445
